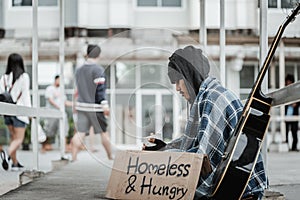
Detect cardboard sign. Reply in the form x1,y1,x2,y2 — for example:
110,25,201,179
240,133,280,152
106,150,209,200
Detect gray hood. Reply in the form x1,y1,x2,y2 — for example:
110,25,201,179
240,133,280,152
168,45,210,104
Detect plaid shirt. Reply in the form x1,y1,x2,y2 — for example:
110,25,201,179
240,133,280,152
165,77,267,199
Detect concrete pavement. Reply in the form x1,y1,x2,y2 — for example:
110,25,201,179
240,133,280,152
0,145,300,200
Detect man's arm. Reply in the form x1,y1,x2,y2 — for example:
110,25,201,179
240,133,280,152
95,81,106,103
143,135,184,151
48,97,60,109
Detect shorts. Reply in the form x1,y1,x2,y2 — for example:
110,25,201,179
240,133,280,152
76,111,107,134
44,113,69,137
4,116,26,128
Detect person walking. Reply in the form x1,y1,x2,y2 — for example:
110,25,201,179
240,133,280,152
284,74,299,151
71,44,112,161
0,145,9,170
42,75,72,153
0,53,31,171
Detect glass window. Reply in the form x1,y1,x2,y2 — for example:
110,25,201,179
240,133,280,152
285,65,295,86
258,0,277,8
281,0,296,8
272,64,296,88
140,64,172,89
137,0,181,7
162,95,173,141
114,63,136,89
162,0,181,7
137,0,157,7
12,0,31,6
142,95,156,137
114,94,136,145
240,65,255,88
12,0,58,7
273,64,279,88
285,65,294,77
269,0,278,8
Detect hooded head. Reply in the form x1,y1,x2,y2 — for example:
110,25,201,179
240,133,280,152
168,45,210,104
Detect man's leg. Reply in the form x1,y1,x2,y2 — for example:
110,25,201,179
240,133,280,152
71,132,85,161
285,122,290,143
96,112,112,160
291,122,298,151
43,118,58,151
89,127,97,152
101,131,112,160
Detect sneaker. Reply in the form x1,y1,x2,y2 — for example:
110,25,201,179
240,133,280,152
11,162,24,171
0,150,9,171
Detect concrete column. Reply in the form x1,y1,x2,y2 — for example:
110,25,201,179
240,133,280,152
199,0,207,50
31,0,39,170
228,55,243,97
259,0,268,170
220,0,226,86
59,0,66,159
279,41,286,144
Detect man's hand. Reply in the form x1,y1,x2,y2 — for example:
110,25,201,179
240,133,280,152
103,107,110,117
143,137,166,151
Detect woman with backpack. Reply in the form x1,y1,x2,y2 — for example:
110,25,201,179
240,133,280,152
0,53,31,171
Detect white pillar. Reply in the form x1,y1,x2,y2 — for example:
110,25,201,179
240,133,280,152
220,0,226,86
59,0,66,159
199,0,207,51
279,41,285,143
228,56,243,97
259,0,269,178
110,64,116,145
155,93,163,139
31,0,39,171
136,64,142,146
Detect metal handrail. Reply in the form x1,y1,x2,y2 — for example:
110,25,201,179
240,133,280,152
0,102,63,118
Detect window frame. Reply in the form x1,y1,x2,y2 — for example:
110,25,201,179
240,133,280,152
134,0,185,12
9,0,59,10
258,0,296,9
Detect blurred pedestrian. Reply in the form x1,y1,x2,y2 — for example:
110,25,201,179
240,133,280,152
284,74,299,152
71,44,112,161
0,53,31,171
0,145,8,170
42,75,72,153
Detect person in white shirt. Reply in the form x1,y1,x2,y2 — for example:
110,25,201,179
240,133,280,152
42,75,72,152
0,53,31,171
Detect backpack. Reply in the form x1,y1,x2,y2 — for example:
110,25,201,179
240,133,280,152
0,77,22,104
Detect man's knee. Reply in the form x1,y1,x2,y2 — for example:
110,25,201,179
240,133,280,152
72,133,83,146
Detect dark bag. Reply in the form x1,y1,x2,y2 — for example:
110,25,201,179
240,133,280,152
0,91,15,103
0,77,21,104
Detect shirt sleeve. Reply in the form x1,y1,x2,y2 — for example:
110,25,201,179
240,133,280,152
94,68,106,104
20,73,31,107
161,136,185,150
45,86,54,99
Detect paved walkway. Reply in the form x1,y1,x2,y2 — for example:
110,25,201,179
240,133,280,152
0,145,300,200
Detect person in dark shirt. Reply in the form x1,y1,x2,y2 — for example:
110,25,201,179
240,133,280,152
284,74,299,152
71,44,112,161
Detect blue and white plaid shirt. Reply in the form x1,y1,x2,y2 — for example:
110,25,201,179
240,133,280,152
164,77,267,199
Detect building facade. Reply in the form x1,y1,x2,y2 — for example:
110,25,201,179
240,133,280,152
0,0,299,146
